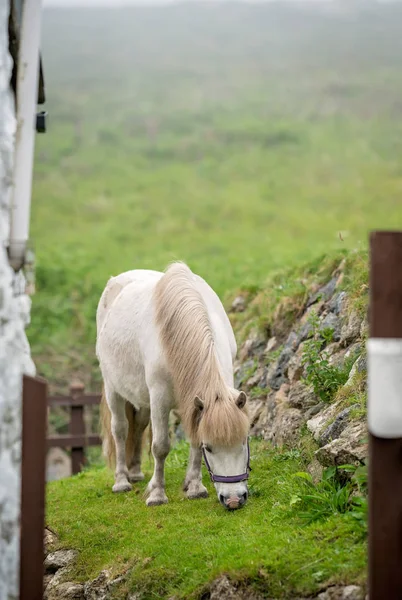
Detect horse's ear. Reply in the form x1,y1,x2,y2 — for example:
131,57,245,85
194,396,204,412
236,391,247,410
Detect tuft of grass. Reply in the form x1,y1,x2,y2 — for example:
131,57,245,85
46,440,366,599
290,464,368,536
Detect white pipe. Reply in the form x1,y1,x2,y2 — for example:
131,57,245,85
8,0,43,271
368,338,402,438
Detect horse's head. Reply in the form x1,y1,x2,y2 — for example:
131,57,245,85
194,390,250,510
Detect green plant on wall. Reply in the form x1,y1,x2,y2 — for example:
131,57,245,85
301,312,352,402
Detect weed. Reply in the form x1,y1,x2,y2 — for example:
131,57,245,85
291,467,354,523
290,463,368,534
301,313,352,402
250,386,269,399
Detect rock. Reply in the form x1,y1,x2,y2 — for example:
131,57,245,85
307,401,344,441
320,312,341,341
284,330,299,351
328,291,347,315
344,343,362,362
239,331,266,361
267,348,292,390
45,583,85,600
234,359,255,389
360,318,368,339
245,366,267,391
84,570,125,600
315,421,368,467
44,527,58,553
287,342,307,383
264,336,278,354
47,447,72,482
340,310,362,346
288,382,317,410
328,349,348,369
296,300,324,343
208,575,264,600
45,549,77,574
275,383,290,402
44,569,79,600
317,585,364,600
252,388,304,446
319,406,357,447
304,403,326,420
326,342,341,357
270,407,304,447
355,354,367,374
248,399,267,432
342,355,367,390
307,458,324,484
308,277,338,307
231,296,246,313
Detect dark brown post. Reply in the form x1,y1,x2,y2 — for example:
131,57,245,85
20,375,47,600
70,381,86,475
369,231,402,599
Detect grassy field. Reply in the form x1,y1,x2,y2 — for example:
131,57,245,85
47,439,367,599
31,2,402,391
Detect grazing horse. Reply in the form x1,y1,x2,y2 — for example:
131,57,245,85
96,262,250,510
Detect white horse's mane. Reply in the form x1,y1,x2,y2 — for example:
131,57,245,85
154,262,249,446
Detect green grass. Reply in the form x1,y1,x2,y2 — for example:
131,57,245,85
30,3,402,391
46,440,366,599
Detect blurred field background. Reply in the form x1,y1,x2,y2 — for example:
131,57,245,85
31,1,402,391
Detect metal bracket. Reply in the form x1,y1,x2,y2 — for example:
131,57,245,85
36,110,47,133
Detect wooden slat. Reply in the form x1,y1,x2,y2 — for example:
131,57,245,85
48,394,101,407
47,434,102,448
20,375,47,600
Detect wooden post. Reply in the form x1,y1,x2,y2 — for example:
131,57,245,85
20,375,47,600
70,381,86,475
369,231,402,599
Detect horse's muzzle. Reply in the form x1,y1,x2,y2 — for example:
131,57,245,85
219,491,248,510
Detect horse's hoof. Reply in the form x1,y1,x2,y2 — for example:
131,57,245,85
112,481,132,493
128,471,145,482
146,490,168,506
186,483,208,500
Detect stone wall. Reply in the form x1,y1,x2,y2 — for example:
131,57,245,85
232,258,368,476
0,3,35,599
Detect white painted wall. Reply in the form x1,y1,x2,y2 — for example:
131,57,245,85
0,2,36,598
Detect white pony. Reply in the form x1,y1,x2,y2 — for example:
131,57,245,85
96,262,250,510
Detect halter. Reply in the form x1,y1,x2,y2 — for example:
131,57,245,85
202,438,252,484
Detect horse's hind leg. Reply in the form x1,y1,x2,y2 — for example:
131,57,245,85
183,445,208,500
127,405,150,483
108,389,132,493
145,383,171,506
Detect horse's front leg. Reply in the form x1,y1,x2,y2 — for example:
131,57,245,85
183,445,208,500
145,385,170,506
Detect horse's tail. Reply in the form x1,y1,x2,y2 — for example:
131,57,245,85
100,386,136,468
100,386,114,467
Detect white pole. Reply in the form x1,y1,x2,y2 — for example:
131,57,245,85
8,0,43,271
